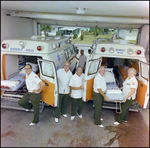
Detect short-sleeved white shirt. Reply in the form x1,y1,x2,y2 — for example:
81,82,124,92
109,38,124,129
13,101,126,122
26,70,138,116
26,71,42,92
122,76,138,100
78,55,87,68
69,73,84,99
57,68,73,94
93,73,106,93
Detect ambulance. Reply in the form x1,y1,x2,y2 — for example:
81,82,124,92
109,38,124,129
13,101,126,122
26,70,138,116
80,38,149,111
1,32,78,112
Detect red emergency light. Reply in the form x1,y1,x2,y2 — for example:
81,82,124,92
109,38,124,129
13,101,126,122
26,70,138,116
101,47,106,52
136,50,141,55
2,43,9,49
37,46,42,51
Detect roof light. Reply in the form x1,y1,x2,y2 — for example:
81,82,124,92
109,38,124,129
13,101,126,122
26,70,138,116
37,46,42,51
127,48,133,55
19,41,25,49
57,43,60,48
101,47,106,52
51,43,56,50
136,50,141,55
2,43,9,49
109,47,114,53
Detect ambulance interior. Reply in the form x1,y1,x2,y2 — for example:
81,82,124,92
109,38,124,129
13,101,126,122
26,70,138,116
1,54,42,94
101,56,149,109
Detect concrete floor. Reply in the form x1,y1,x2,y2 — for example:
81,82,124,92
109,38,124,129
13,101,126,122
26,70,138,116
1,98,149,147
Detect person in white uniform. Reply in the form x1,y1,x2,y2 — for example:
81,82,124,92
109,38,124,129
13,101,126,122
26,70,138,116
54,62,73,123
93,66,110,128
114,68,138,125
18,64,45,126
69,66,85,120
74,49,87,73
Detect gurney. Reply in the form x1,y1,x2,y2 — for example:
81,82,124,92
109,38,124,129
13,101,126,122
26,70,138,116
1,62,39,91
104,69,124,113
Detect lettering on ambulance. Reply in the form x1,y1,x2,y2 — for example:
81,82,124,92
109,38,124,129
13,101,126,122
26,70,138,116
10,48,23,51
116,49,125,54
26,49,34,52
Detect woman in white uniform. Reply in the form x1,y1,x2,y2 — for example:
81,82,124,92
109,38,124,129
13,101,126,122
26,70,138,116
114,68,138,125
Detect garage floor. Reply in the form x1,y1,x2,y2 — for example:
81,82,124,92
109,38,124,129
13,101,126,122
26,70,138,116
1,99,149,147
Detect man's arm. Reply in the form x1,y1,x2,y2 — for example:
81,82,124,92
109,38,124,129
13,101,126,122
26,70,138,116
33,81,45,94
74,56,79,60
97,88,109,101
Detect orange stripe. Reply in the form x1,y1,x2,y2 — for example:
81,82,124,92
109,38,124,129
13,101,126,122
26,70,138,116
2,54,6,80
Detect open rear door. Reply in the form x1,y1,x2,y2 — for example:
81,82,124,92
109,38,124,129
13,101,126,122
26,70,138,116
82,58,102,102
136,61,149,109
37,58,59,107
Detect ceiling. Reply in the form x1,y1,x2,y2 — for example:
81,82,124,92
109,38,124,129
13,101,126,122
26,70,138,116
1,1,149,29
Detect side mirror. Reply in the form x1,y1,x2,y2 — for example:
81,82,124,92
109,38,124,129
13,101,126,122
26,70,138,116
88,49,92,54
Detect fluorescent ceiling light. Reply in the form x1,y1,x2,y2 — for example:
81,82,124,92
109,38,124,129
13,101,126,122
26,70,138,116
76,8,85,14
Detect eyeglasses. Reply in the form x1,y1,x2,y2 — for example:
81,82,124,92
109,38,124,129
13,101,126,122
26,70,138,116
64,65,70,67
24,68,31,70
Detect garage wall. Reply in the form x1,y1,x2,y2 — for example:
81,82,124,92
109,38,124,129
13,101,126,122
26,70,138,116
1,9,36,42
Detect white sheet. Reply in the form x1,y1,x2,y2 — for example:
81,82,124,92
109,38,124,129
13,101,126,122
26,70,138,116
1,73,26,91
105,78,124,101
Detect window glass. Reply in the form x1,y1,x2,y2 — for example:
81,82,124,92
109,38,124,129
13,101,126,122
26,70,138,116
40,61,54,78
68,48,71,57
140,63,149,79
88,60,101,75
64,49,69,60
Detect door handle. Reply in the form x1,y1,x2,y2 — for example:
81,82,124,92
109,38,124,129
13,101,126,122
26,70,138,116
141,84,143,87
45,83,49,86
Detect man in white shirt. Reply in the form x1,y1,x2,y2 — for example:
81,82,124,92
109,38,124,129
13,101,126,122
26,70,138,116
74,49,87,73
18,64,45,126
69,66,85,120
54,62,73,123
93,66,110,128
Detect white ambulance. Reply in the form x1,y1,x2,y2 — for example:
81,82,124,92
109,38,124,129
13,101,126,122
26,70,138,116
1,32,78,112
80,38,149,111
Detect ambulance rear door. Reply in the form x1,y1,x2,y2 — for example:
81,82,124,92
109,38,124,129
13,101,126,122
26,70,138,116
37,58,59,107
136,61,149,109
82,57,102,102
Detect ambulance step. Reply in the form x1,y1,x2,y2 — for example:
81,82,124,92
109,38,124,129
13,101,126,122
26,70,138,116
1,98,44,113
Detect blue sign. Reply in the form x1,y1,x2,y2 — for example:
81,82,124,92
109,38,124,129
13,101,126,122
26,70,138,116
26,49,34,52
116,49,125,54
10,48,23,51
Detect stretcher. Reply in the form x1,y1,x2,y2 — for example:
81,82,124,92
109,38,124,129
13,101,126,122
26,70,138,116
104,69,124,113
1,63,39,91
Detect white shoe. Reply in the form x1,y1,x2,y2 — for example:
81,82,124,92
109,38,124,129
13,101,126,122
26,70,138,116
114,121,120,125
77,113,83,118
62,114,67,118
98,124,104,128
29,122,35,126
100,118,103,121
55,118,59,123
71,116,75,120
124,121,128,123
25,109,30,112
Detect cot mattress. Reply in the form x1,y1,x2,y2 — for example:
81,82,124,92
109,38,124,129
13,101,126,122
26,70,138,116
106,82,124,101
1,73,26,91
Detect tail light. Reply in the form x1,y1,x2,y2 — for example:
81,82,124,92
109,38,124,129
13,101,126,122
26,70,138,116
2,43,9,49
37,46,42,51
136,50,141,55
101,47,106,52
